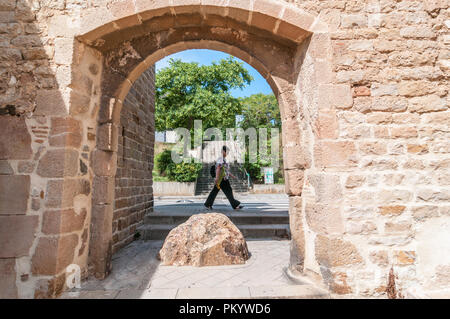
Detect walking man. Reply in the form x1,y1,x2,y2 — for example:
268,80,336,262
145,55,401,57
204,145,244,210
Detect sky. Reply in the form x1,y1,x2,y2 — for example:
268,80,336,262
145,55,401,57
155,49,273,98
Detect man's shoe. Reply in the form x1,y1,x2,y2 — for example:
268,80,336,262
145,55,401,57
234,205,244,210
204,204,213,210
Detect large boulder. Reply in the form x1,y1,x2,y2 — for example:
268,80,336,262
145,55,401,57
158,213,250,266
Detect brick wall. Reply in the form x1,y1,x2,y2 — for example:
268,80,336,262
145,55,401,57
112,66,155,254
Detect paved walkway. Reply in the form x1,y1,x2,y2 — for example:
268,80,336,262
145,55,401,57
61,239,304,299
153,193,290,215
60,194,328,299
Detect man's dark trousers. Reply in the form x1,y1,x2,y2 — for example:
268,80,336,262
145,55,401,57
205,179,241,209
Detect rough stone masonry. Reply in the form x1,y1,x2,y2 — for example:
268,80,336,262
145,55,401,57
0,0,449,299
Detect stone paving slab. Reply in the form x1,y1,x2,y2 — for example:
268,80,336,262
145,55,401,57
60,240,310,299
58,195,329,299
176,286,252,299
60,290,120,299
249,285,330,299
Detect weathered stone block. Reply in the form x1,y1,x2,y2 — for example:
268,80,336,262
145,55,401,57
0,259,17,299
0,215,38,258
377,190,412,203
34,272,67,299
390,127,418,138
89,204,113,279
54,37,74,65
289,196,305,271
281,118,301,145
35,89,68,116
91,150,117,177
318,84,353,110
49,117,82,148
284,169,304,196
371,84,398,97
359,141,387,155
314,141,357,169
283,145,311,170
398,81,435,97
412,206,439,221
31,234,79,276
0,160,13,175
341,14,367,28
369,250,389,267
385,222,411,234
0,117,32,160
97,123,118,152
315,110,339,139
315,235,363,267
407,144,428,154
307,174,343,203
42,209,87,235
305,203,344,235
353,86,371,97
0,175,30,214
378,206,406,216
45,178,90,208
409,95,447,113
37,149,79,178
394,251,416,265
371,96,407,112
400,26,435,39
92,176,115,205
345,175,365,189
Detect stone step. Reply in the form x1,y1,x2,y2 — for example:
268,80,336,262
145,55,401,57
145,211,289,225
195,163,249,195
140,224,290,240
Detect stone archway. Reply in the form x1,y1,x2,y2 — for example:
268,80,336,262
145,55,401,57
2,0,449,300
70,0,340,288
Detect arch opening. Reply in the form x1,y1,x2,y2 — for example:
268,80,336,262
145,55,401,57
69,1,334,294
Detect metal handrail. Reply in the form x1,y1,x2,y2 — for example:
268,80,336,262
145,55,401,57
239,165,252,189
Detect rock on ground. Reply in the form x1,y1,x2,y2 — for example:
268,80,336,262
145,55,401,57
158,213,250,266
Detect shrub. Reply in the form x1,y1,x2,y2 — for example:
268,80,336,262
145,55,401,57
166,161,202,182
155,149,173,175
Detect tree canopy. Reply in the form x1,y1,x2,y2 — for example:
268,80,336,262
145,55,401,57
238,93,283,184
155,57,253,133
238,93,280,130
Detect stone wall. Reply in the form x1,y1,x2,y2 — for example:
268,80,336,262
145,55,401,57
153,182,197,196
113,66,155,254
285,0,450,298
0,0,96,298
0,0,448,299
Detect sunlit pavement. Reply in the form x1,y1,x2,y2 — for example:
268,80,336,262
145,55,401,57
153,193,290,214
60,194,329,299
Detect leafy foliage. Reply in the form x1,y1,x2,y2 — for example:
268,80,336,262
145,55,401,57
155,149,173,175
156,57,253,133
239,93,281,131
166,162,202,182
239,94,284,184
154,149,201,182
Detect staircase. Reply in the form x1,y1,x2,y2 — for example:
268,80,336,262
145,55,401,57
195,163,249,195
140,209,290,240
195,141,250,195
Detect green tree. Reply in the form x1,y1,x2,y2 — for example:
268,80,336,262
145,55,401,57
239,93,281,131
239,94,284,184
156,57,253,133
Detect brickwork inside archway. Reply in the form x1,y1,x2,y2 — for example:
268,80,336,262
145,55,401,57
0,0,449,299
113,66,155,254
